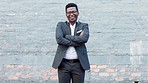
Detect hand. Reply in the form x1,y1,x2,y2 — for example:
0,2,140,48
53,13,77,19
80,31,84,36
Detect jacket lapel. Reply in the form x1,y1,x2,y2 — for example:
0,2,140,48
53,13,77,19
64,21,81,36
64,21,71,35
75,21,81,35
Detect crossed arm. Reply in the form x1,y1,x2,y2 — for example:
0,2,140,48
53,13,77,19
56,22,89,47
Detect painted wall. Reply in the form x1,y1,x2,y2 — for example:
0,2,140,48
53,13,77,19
0,0,148,82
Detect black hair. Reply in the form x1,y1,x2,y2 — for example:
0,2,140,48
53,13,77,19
65,3,78,12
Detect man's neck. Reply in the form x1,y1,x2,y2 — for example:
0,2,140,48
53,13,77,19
69,22,76,26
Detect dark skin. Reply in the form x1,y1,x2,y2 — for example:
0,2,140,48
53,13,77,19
66,7,79,25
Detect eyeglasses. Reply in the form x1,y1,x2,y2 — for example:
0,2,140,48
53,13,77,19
66,11,78,15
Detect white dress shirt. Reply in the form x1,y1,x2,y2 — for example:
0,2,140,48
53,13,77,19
64,23,78,59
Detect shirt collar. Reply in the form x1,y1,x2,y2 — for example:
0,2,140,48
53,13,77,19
66,20,79,26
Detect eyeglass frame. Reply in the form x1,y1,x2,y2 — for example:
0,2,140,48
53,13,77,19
66,11,78,15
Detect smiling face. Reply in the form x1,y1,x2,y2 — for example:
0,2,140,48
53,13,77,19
66,7,79,25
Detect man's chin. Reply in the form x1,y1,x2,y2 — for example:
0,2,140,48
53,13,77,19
69,20,76,23
69,19,76,22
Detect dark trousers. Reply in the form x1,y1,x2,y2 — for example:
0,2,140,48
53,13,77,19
58,59,85,83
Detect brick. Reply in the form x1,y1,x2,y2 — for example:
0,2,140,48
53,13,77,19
50,69,57,73
15,72,21,76
25,65,32,69
41,72,48,77
91,68,100,72
8,76,19,80
110,73,116,77
120,69,126,73
115,77,124,81
97,65,107,69
49,76,58,81
6,65,15,69
17,65,25,69
99,72,109,76
106,68,115,73
90,64,97,69
131,73,141,77
20,74,31,79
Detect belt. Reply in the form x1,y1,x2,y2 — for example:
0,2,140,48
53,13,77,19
63,58,79,63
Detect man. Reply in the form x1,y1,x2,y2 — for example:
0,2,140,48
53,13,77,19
52,3,90,83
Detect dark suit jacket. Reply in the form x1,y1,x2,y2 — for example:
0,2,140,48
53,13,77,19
52,21,90,70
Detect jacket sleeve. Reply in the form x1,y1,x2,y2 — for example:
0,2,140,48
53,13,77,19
65,23,89,44
56,22,81,46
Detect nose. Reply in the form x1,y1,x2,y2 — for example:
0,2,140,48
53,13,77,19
70,13,74,15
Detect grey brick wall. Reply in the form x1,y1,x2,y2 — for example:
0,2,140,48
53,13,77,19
0,0,148,82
